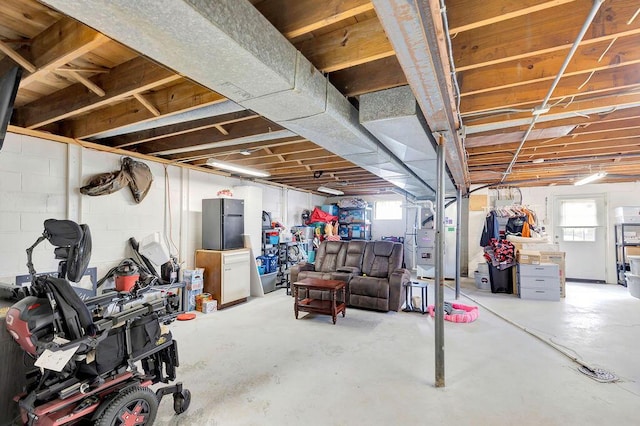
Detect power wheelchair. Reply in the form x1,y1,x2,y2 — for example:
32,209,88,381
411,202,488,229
5,219,190,425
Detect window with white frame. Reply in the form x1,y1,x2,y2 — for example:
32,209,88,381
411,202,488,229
375,200,402,220
559,198,598,242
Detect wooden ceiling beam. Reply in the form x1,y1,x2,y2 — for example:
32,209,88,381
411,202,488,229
209,147,328,163
468,127,640,155
0,0,62,39
255,0,374,39
447,0,577,34
64,80,226,139
469,144,640,167
96,110,257,148
459,33,640,97
467,106,640,139
16,56,180,129
329,56,407,97
266,161,354,176
264,167,366,180
170,137,307,162
139,116,283,155
461,64,640,114
452,0,640,71
0,39,36,72
462,92,640,131
20,17,110,87
295,17,394,73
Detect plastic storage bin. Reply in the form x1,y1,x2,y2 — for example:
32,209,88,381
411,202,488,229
625,272,640,298
138,232,170,265
260,271,278,293
307,250,316,263
474,270,491,291
488,264,513,294
628,255,640,275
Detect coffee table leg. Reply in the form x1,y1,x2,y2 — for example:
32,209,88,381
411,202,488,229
294,285,299,319
342,286,346,317
332,289,337,324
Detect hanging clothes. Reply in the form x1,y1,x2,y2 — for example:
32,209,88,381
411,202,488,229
480,211,499,247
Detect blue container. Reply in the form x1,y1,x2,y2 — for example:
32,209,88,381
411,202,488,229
256,255,268,271
269,235,279,245
267,254,278,273
257,265,266,275
307,250,316,263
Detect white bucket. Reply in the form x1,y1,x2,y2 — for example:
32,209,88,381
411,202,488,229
477,262,489,275
627,255,640,275
624,272,640,299
474,271,491,291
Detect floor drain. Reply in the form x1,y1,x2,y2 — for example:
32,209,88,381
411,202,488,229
578,366,618,383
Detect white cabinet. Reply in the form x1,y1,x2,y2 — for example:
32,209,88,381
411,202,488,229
517,263,560,301
196,249,250,308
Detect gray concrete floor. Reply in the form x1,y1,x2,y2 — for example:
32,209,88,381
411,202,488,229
156,279,640,425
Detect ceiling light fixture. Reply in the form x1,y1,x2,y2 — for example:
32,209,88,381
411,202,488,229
574,171,607,186
317,186,344,196
206,159,270,177
239,149,252,156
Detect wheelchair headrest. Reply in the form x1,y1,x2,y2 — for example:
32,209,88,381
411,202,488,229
43,219,92,282
44,219,83,247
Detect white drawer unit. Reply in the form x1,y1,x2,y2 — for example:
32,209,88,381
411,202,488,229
518,263,560,301
518,263,559,278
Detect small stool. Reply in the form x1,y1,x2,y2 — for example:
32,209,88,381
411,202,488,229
403,281,428,314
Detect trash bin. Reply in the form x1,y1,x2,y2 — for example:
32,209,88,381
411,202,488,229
488,264,513,294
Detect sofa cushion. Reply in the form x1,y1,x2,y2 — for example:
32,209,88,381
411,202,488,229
344,240,366,271
349,277,390,311
315,241,347,272
361,241,402,278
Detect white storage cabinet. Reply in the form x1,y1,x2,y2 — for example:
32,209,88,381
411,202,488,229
518,263,560,301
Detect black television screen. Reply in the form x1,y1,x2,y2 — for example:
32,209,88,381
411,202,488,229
0,66,23,151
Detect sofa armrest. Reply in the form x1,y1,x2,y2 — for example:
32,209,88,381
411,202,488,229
389,268,411,312
290,262,315,283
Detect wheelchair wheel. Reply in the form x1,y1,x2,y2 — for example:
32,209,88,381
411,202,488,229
173,388,191,414
96,386,158,425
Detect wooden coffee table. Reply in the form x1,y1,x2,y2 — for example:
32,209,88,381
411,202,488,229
293,278,346,324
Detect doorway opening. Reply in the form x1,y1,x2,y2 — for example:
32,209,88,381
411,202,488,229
554,195,607,283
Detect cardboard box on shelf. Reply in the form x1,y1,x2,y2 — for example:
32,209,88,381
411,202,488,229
517,250,541,265
625,246,640,257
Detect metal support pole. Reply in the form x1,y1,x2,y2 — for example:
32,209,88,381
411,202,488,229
435,135,446,387
455,188,462,300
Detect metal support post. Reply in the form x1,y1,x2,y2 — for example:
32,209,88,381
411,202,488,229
435,134,445,387
455,188,462,300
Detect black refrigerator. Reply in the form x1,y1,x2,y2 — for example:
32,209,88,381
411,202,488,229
202,198,245,250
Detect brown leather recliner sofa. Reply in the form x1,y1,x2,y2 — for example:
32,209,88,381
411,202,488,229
290,240,410,312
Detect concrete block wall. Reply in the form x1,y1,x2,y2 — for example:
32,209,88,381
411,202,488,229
0,131,320,285
0,133,67,280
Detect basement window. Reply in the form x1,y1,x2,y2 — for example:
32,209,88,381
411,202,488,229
559,199,598,242
375,200,402,220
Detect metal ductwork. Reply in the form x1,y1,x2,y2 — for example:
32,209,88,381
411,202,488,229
42,0,436,197
360,86,457,198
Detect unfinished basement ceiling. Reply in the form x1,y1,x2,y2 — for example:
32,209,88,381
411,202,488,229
2,0,640,196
